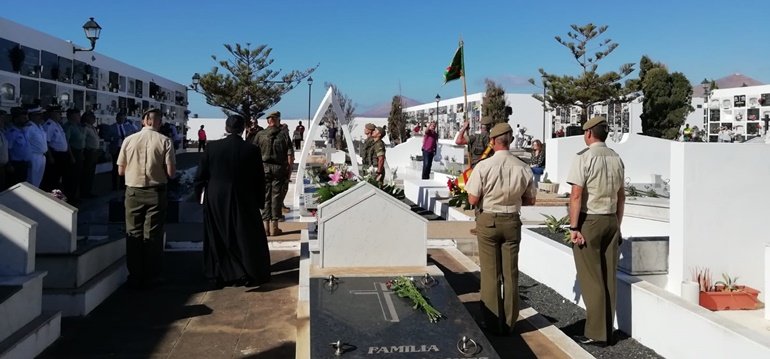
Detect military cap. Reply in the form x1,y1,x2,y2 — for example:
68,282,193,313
489,123,512,138
365,123,376,130
10,107,27,116
266,111,281,119
143,108,162,118
582,116,607,130
46,104,63,112
480,116,494,125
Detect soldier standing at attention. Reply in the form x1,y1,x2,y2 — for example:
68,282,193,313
369,126,387,184
465,123,536,335
254,111,293,236
360,123,375,167
118,108,176,288
567,116,625,347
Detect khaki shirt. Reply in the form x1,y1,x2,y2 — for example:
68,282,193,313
566,142,625,214
117,127,175,187
84,125,100,149
465,150,536,213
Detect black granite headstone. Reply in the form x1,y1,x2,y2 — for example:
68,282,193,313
310,276,499,358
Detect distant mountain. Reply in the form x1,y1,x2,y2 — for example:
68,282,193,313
358,97,421,117
693,73,764,96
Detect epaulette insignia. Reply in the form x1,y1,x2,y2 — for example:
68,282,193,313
576,147,589,155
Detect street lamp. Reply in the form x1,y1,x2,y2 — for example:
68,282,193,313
434,93,441,135
72,17,102,53
701,78,710,139
307,76,313,123
542,75,548,141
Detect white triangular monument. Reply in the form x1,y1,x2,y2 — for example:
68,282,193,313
294,86,361,211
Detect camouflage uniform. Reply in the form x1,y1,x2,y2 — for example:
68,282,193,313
467,133,492,168
369,139,386,183
360,137,374,167
253,126,292,222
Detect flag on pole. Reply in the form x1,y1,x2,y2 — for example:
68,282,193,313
443,45,463,84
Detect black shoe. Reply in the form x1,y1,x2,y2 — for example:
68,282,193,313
572,335,607,347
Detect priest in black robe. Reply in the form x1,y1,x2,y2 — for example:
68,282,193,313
194,115,271,286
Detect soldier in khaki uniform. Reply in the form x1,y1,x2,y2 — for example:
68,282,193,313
360,123,376,167
455,116,494,168
369,126,386,183
566,116,625,347
465,123,537,335
117,108,176,287
253,111,293,236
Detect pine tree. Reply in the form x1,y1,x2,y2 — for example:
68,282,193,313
536,23,634,124
387,96,407,144
194,43,317,120
481,79,507,126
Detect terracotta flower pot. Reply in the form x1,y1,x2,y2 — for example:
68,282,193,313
699,287,762,311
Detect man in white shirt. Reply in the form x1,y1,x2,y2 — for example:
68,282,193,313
25,106,49,187
41,105,69,191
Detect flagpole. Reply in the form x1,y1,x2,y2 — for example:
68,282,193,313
460,39,468,126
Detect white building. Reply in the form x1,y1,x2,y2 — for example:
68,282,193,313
0,17,188,127
404,93,552,141
704,84,770,142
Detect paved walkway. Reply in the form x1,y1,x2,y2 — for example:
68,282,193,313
39,151,591,358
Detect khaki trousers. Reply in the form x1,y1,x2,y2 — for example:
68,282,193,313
262,163,287,220
573,213,620,342
476,212,521,334
125,186,167,283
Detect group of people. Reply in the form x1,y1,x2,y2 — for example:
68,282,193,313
457,114,624,347
358,122,387,183
0,104,117,204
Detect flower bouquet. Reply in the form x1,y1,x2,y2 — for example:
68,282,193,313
311,162,405,207
385,276,443,323
446,177,473,210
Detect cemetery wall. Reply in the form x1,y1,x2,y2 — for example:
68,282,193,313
545,134,672,190
669,142,770,295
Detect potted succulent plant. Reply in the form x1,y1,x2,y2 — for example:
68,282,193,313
695,269,763,311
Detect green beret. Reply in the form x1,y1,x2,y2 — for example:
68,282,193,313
480,116,494,125
489,123,512,138
582,116,607,130
267,111,281,119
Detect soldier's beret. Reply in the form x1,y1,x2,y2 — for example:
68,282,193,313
582,116,607,130
490,123,513,138
480,116,494,125
365,123,376,130
267,111,281,119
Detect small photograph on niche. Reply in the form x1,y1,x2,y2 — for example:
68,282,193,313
733,124,744,135
456,103,464,112
747,108,759,121
747,122,760,135
748,97,759,107
734,95,746,108
722,99,731,109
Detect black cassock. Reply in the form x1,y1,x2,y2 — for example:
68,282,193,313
194,134,271,284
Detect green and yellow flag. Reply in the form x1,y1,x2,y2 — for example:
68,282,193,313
443,45,463,84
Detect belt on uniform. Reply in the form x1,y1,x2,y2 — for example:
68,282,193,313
479,212,519,217
129,184,167,190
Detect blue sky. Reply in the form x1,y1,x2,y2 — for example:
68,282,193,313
5,0,770,118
